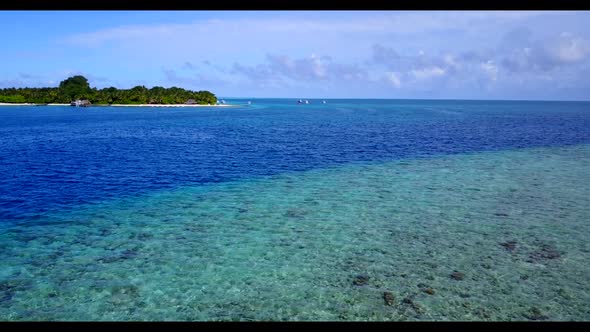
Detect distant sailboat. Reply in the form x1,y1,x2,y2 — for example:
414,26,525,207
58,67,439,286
304,100,309,104
322,100,326,104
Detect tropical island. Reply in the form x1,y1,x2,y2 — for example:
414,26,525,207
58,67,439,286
0,75,223,107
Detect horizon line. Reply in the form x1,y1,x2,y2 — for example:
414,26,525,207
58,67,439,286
217,97,590,103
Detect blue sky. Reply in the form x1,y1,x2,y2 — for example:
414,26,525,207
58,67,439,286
1,11,589,100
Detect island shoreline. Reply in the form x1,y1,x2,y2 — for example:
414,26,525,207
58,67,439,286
0,103,238,107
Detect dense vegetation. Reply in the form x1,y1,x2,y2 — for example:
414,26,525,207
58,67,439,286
0,75,217,105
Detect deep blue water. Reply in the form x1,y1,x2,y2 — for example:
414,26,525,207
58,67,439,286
1,99,590,221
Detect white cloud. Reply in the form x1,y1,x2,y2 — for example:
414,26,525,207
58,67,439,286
481,60,499,81
61,11,563,51
310,54,327,79
385,71,402,88
232,53,367,84
411,66,446,80
49,11,590,99
162,68,228,88
444,54,461,71
500,31,590,74
553,33,590,62
60,15,430,47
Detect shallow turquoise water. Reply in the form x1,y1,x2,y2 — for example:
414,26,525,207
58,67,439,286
1,143,589,321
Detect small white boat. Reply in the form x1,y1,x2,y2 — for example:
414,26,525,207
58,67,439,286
71,99,91,107
322,100,326,104
247,101,251,105
304,100,309,104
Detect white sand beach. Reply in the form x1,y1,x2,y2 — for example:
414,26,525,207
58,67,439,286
0,103,237,107
109,104,236,107
0,103,54,106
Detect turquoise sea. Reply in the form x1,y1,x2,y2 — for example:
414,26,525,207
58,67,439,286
0,99,589,320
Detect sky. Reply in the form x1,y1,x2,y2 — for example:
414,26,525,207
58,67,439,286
0,10,589,100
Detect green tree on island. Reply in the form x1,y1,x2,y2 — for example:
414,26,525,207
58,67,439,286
0,75,217,105
59,75,92,101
